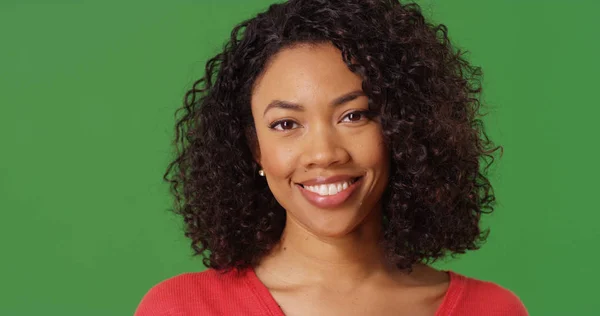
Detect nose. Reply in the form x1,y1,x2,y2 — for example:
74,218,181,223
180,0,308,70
300,124,351,169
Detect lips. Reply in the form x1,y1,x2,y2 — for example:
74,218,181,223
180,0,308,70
299,177,360,196
295,176,363,209
298,174,361,187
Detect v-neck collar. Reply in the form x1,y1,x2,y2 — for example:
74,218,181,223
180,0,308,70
243,266,466,316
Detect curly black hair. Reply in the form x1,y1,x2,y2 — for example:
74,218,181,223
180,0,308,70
164,0,502,272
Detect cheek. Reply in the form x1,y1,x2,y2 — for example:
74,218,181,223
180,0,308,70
348,129,389,169
259,139,298,178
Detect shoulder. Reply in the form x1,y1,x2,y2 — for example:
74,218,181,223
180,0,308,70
442,271,529,316
134,268,250,316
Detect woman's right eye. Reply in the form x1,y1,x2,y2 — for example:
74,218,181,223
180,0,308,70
269,120,299,131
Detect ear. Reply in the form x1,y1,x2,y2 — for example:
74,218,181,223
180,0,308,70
245,125,262,167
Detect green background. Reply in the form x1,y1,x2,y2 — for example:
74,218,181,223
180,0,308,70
1,0,598,315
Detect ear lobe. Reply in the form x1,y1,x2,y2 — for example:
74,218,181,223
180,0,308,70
250,145,263,176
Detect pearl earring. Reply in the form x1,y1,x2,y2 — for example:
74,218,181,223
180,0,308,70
258,169,265,177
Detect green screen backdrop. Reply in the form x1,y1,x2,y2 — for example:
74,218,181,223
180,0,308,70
1,0,598,315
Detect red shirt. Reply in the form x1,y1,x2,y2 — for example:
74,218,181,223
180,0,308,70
135,268,528,315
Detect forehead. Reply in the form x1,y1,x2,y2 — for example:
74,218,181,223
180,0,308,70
251,43,364,109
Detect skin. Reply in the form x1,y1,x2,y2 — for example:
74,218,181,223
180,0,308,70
250,42,450,316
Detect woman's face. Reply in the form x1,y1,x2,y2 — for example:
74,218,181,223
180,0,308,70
250,42,389,238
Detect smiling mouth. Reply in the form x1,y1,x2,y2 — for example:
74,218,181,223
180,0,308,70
297,177,362,196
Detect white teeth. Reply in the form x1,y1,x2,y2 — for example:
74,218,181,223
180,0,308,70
319,185,328,195
304,179,355,196
328,184,337,195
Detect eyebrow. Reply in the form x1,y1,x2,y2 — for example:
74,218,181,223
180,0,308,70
262,90,366,117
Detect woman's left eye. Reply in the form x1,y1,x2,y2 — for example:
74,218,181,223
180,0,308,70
341,111,368,123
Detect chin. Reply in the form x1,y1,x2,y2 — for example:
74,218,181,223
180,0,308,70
301,208,368,238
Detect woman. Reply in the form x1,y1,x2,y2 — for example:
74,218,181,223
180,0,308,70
136,0,528,315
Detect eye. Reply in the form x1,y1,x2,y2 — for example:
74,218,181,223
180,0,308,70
340,110,370,123
269,119,300,131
